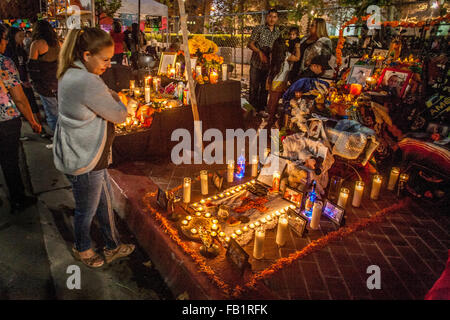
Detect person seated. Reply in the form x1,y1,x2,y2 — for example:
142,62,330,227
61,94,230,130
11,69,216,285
297,54,331,79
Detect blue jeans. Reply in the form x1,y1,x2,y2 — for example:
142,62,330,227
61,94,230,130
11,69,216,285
67,169,120,252
39,95,58,132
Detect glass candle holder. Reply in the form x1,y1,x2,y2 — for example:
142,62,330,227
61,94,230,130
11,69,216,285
183,177,191,203
352,181,365,207
387,167,400,191
272,171,280,193
370,175,382,200
227,160,234,183
200,170,208,195
253,227,265,259
328,176,343,202
337,188,350,208
275,214,289,246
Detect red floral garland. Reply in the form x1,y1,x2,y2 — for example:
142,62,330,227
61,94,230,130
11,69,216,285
143,181,410,298
231,198,410,297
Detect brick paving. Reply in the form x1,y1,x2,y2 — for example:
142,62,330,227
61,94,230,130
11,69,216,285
121,160,449,300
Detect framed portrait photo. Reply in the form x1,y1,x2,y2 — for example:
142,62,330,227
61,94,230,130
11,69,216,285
287,208,308,237
371,48,389,58
282,187,304,209
226,238,250,275
347,57,361,69
322,200,345,226
347,64,374,85
376,67,413,98
158,52,177,76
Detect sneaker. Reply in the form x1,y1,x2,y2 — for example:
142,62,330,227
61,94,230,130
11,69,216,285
103,244,135,264
45,144,53,149
19,136,30,141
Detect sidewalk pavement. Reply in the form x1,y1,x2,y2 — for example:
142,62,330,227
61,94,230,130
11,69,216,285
0,119,172,300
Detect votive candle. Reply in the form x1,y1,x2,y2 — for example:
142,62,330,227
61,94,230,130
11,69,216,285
337,188,349,208
251,155,258,177
370,175,382,200
275,215,289,246
352,181,365,207
200,170,208,195
310,201,323,230
253,227,265,259
145,86,151,103
183,177,191,203
387,167,400,191
227,160,234,183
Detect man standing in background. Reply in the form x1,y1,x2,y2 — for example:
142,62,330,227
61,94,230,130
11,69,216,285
248,8,280,116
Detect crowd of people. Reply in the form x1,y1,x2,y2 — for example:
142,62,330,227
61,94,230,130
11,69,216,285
0,21,134,268
248,9,333,129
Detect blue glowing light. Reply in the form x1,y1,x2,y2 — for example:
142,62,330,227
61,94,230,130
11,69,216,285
235,155,245,179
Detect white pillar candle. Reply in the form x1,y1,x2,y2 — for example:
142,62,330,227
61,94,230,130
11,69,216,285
253,227,265,259
387,167,400,191
200,170,208,195
337,187,349,208
129,80,135,92
133,88,141,98
310,201,323,230
227,160,234,183
222,64,228,81
175,62,181,77
144,86,151,103
370,175,382,200
183,177,191,203
275,215,289,246
251,155,258,177
352,181,365,208
272,171,280,193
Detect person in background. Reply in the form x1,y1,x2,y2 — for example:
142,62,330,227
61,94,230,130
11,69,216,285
293,18,332,82
28,20,60,143
4,27,41,127
297,54,330,79
248,8,281,116
0,24,41,211
110,20,127,65
23,30,32,55
129,23,145,70
287,26,301,84
265,37,300,129
54,27,135,268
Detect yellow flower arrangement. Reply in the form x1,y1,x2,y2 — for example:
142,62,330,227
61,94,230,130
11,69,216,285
188,35,218,55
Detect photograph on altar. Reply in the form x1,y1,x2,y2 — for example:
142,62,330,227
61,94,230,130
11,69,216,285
371,48,389,58
347,65,374,85
377,68,413,98
322,200,345,226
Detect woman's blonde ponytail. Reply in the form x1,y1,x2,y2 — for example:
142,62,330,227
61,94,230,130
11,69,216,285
57,29,82,79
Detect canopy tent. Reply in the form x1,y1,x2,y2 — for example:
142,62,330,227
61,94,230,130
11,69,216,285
117,0,168,18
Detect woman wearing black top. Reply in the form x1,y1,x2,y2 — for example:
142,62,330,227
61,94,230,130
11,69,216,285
4,27,41,124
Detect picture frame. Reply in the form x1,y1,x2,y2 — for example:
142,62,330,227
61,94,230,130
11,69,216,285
282,187,305,209
156,187,169,211
158,52,177,76
347,57,361,69
347,64,374,85
322,200,345,226
183,57,198,77
212,171,224,191
287,208,308,237
256,154,288,187
371,48,389,58
226,238,250,275
376,67,413,99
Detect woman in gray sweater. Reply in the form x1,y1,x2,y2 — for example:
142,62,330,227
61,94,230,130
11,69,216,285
54,28,134,268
